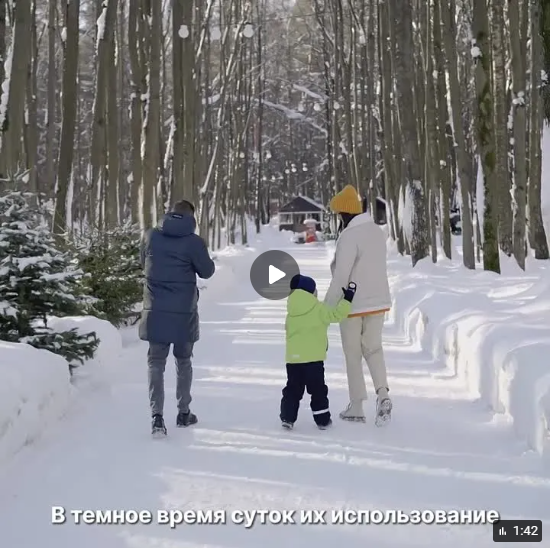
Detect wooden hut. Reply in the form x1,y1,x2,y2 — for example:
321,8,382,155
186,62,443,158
278,196,326,232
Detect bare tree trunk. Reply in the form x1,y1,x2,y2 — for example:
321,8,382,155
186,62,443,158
106,0,119,228
117,0,127,221
171,0,184,202
529,0,549,258
24,0,38,193
378,0,402,251
0,0,5,90
140,0,162,229
491,0,512,255
472,0,500,272
390,0,430,265
128,0,143,224
509,0,528,269
182,0,196,203
440,0,476,268
433,0,452,259
45,0,57,196
0,0,32,178
53,0,80,234
420,0,439,262
89,0,118,228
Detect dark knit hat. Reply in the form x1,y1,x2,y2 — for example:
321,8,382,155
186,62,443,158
290,274,316,295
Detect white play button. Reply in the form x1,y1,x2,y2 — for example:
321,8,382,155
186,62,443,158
249,250,300,300
268,265,285,284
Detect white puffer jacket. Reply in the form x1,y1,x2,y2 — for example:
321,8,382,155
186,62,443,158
324,212,391,315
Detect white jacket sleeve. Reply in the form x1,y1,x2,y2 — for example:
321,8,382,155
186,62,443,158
324,233,357,307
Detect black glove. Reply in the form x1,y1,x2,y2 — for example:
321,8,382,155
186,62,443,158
342,282,357,302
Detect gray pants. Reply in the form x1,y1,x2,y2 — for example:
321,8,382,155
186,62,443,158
148,342,194,416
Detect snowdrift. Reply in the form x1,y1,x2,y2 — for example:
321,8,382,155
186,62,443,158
47,315,123,387
326,238,550,455
0,315,120,467
0,341,73,467
381,244,550,457
47,315,123,369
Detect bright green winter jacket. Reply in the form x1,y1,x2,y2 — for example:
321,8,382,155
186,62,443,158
285,289,351,364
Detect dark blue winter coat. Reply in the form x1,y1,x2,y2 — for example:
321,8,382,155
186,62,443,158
138,212,215,344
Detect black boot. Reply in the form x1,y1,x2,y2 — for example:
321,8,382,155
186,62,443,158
152,414,167,437
177,411,198,427
317,418,332,430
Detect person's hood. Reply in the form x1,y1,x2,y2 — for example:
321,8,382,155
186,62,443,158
287,289,318,317
158,212,196,237
348,211,373,228
340,211,373,234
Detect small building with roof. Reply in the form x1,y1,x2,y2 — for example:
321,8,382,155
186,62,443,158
277,195,326,232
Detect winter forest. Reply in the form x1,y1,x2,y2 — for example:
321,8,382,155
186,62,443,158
3,1,550,536
1,0,549,264
1,0,550,362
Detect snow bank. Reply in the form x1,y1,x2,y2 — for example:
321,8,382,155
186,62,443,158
384,244,550,457
47,315,122,387
47,315,122,367
0,315,121,466
198,221,292,302
0,341,73,466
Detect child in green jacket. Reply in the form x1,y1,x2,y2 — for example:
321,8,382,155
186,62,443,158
281,274,357,430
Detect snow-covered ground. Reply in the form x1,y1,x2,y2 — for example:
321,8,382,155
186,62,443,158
385,238,550,459
0,341,73,468
0,315,122,468
0,228,549,547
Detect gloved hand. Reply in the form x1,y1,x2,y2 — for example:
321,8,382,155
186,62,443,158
342,282,357,302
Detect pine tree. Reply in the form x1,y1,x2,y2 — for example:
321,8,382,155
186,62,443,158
0,191,99,366
76,222,143,327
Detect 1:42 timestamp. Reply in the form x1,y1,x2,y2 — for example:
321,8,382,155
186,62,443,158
493,520,542,542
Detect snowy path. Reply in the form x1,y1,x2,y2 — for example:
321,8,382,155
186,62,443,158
0,242,549,548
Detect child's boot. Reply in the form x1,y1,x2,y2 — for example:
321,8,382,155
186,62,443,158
317,418,332,430
281,420,294,430
339,400,366,422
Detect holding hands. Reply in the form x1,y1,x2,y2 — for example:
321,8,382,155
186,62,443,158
342,282,357,303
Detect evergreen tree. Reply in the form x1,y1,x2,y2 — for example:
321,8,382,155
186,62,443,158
76,222,143,327
0,191,99,366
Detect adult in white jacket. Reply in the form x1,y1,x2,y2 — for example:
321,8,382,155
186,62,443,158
324,185,392,426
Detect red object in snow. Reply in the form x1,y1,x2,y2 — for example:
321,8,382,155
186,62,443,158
305,231,317,243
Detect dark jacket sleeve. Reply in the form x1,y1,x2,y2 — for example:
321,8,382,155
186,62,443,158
191,235,216,279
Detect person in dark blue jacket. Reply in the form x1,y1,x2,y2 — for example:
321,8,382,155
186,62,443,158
139,200,215,437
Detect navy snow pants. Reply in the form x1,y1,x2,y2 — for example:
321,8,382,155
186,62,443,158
280,361,331,426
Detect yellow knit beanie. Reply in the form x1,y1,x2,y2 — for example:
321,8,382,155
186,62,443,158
329,184,363,214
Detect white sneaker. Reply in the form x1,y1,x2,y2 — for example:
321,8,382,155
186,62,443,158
339,400,366,422
375,397,392,427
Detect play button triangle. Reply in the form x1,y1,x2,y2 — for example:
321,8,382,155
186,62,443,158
268,264,285,284
249,250,300,300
